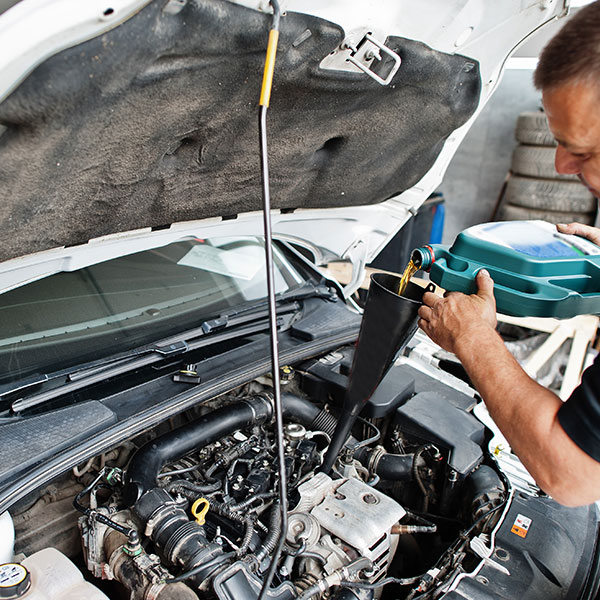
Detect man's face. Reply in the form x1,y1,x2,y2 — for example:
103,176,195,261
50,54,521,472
543,81,600,198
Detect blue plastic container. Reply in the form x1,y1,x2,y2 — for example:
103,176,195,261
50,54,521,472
412,220,600,318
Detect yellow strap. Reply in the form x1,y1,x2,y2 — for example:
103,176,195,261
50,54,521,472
259,29,279,107
191,497,210,525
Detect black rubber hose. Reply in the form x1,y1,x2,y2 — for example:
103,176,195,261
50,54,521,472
281,392,338,437
355,447,416,481
281,392,320,423
256,502,282,562
124,395,272,505
236,515,256,557
165,479,221,496
377,453,415,480
466,464,505,500
466,464,506,525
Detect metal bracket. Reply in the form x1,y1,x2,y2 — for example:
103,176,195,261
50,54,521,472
346,33,401,86
340,239,367,299
470,535,511,576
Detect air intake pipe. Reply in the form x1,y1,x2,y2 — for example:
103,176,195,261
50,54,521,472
123,392,331,506
321,273,432,473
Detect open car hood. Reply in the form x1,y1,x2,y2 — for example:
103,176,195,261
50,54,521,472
4,7,600,600
0,0,567,289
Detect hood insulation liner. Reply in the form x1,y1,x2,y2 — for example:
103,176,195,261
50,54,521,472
0,0,480,262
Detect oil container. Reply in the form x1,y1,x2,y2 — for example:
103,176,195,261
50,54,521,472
412,220,600,318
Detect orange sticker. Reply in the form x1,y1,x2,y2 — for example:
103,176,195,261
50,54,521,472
511,525,527,538
511,514,532,539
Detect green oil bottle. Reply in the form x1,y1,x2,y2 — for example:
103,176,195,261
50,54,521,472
408,220,600,318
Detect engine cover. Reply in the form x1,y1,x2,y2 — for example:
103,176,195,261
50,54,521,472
291,473,405,575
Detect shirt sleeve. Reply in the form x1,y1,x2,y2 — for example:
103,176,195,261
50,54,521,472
558,353,600,462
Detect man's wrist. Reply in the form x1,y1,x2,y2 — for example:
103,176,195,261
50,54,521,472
453,323,500,363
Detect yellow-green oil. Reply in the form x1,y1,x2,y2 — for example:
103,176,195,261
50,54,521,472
397,259,418,296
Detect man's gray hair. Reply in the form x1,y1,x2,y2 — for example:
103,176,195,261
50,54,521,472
535,1,600,90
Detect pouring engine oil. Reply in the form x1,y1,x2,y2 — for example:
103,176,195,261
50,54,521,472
397,258,419,296
409,220,600,318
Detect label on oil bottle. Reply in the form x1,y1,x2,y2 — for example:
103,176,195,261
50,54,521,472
466,220,600,259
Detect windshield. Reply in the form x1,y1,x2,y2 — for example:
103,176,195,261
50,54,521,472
0,236,305,385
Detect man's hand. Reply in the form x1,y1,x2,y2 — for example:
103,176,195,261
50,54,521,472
417,269,497,355
557,222,600,245
417,266,600,506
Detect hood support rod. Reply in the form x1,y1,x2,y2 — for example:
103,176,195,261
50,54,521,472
257,4,286,600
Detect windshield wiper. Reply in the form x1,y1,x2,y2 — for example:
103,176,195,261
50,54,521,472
8,283,333,414
8,314,281,415
0,340,190,403
73,281,334,376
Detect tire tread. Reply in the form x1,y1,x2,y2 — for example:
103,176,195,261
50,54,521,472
506,175,595,212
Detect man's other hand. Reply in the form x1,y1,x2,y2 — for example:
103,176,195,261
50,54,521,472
557,222,600,246
418,269,497,355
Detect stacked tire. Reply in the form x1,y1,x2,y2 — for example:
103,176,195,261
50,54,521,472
497,110,597,225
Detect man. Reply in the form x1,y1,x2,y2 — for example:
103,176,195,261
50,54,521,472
418,1,600,507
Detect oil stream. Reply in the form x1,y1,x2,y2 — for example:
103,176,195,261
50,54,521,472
397,258,419,296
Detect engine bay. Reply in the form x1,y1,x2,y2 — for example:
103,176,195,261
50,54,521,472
1,1,598,598
6,346,513,600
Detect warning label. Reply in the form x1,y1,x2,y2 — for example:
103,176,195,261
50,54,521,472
511,513,532,538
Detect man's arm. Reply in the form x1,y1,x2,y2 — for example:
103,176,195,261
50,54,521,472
418,269,600,506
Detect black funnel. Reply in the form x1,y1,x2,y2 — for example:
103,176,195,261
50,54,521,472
321,273,432,473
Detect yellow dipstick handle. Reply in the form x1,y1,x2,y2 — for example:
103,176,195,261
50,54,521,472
191,497,210,525
259,29,279,107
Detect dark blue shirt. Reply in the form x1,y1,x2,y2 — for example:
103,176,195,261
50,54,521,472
558,353,600,462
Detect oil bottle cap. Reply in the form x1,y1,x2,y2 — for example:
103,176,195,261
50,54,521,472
0,563,31,598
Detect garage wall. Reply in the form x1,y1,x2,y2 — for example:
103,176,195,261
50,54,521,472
440,68,542,244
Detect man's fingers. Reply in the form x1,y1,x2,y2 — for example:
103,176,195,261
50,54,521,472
417,304,432,320
557,222,600,245
422,291,438,307
475,269,494,300
418,317,431,336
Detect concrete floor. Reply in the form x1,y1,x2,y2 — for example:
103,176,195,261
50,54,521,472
440,69,543,244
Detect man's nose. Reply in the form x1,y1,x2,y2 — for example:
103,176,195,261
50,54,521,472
555,145,582,175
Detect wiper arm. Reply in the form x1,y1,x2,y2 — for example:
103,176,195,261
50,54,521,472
8,282,333,414
9,302,303,414
66,340,189,382
154,282,334,347
0,340,189,401
0,373,50,399
278,282,337,303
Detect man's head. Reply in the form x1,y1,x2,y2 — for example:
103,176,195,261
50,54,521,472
534,1,600,91
535,1,600,197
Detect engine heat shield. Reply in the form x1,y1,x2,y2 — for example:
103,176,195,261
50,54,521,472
311,477,405,563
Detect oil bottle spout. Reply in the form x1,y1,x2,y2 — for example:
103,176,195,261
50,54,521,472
411,245,435,271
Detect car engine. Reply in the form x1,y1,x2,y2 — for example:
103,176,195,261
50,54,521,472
20,347,503,600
